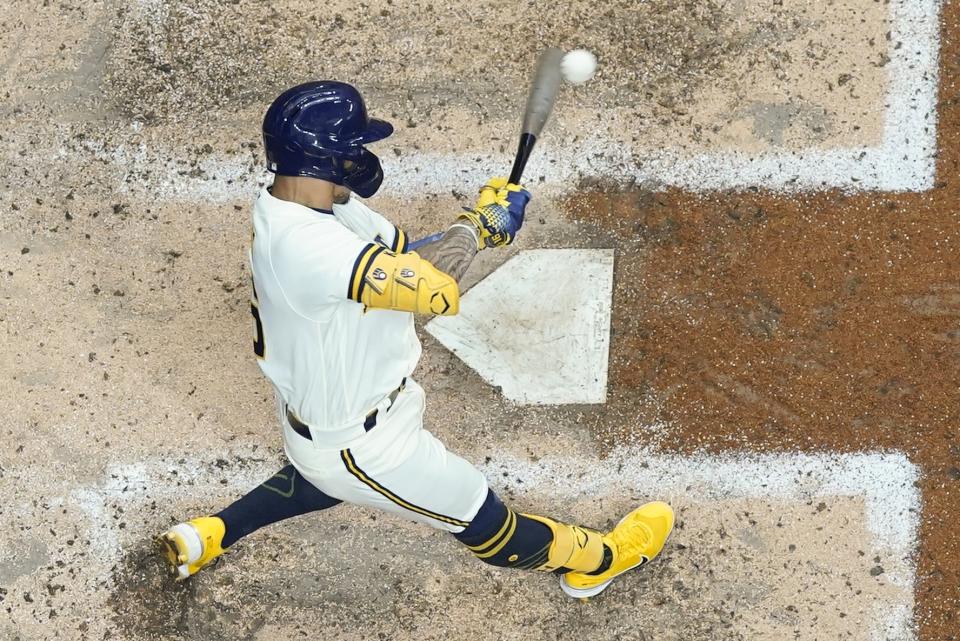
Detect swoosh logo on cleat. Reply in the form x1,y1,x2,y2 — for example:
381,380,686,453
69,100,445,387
575,529,589,549
637,555,650,567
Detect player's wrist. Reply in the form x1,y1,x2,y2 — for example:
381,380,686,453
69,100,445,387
456,213,488,250
449,222,481,250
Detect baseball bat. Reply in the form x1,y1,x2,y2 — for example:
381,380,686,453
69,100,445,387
508,47,564,184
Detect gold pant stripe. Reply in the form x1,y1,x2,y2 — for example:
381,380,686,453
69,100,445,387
474,511,517,559
340,449,470,528
467,508,515,553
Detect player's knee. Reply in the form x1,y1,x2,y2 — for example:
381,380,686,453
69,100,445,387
454,490,553,570
262,465,341,511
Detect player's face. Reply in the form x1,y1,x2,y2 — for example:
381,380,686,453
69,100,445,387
333,185,352,204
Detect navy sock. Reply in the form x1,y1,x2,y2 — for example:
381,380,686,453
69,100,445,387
216,464,342,548
455,489,557,571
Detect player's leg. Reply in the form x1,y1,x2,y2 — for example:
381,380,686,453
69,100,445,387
281,379,492,532
286,379,674,597
455,488,674,598
216,464,342,546
158,464,341,580
326,422,673,597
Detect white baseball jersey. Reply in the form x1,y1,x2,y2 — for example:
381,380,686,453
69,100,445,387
249,188,420,431
251,187,489,534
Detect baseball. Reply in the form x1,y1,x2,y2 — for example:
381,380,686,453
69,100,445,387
561,49,597,84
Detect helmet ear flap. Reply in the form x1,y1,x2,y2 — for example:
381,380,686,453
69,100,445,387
342,148,384,198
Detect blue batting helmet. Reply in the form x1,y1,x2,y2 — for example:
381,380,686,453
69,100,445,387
262,81,394,198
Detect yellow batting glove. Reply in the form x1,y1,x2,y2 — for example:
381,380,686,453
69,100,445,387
475,176,510,208
459,177,532,249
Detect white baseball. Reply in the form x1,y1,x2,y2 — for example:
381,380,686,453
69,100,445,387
561,49,597,84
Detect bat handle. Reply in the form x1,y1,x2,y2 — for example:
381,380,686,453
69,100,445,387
508,132,538,185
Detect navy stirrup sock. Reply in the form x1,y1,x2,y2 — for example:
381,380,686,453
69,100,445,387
216,464,341,548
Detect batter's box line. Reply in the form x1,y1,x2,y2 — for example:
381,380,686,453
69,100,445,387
483,448,921,641
384,0,941,196
70,0,939,202
45,448,920,641
58,449,920,577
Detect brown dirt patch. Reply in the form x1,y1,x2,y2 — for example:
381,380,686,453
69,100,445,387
563,5,960,640
0,0,952,639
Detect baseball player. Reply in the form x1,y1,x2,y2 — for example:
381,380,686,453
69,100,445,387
158,81,673,599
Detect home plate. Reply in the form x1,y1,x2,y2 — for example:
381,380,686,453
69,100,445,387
426,248,615,405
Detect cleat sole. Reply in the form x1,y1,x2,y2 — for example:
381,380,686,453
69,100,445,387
561,577,614,599
155,533,191,581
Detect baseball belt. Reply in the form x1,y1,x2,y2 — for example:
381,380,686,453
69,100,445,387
286,378,406,441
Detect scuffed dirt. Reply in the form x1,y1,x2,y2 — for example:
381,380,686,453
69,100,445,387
564,183,958,456
0,0,952,640
101,0,885,151
104,0,748,120
109,499,900,641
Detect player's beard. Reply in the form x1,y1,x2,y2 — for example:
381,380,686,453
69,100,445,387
333,186,352,204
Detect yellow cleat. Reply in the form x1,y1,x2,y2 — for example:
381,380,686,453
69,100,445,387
560,501,674,599
156,516,226,580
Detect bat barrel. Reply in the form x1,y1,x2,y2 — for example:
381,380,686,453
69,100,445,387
509,47,563,185
521,48,564,137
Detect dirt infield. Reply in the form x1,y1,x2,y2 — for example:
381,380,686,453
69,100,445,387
564,4,960,638
1,0,957,640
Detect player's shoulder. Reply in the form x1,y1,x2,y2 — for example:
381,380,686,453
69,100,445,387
333,194,381,224
273,214,355,259
333,195,403,247
256,188,349,237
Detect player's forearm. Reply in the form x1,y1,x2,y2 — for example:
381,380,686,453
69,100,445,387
415,224,479,285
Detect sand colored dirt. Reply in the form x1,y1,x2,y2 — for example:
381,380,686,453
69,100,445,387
0,0,954,640
103,496,905,641
2,440,913,641
3,0,888,156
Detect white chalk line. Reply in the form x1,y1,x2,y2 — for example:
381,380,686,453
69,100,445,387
59,449,919,640
48,0,939,202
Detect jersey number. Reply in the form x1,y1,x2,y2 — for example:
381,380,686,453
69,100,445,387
251,279,265,359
